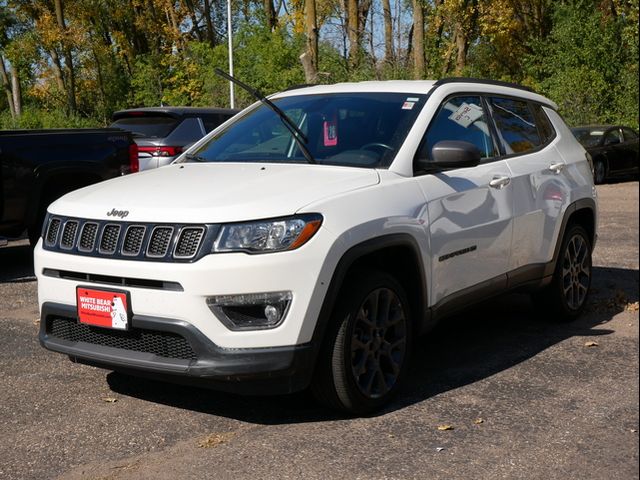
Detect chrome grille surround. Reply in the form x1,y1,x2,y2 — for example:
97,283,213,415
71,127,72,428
78,222,99,252
146,226,174,258
60,220,79,250
42,215,216,263
174,227,205,259
45,218,62,246
122,225,146,256
99,224,121,254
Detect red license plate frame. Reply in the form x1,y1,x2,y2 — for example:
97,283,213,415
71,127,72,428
76,287,131,331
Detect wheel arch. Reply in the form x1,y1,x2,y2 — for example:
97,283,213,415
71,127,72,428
544,198,597,278
309,234,429,364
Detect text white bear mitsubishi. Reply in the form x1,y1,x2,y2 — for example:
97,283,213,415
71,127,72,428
35,78,597,414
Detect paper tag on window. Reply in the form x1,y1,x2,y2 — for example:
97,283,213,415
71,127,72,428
448,102,483,128
323,118,338,146
402,102,415,110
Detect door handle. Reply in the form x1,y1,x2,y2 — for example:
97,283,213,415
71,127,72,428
549,163,565,174
489,175,511,189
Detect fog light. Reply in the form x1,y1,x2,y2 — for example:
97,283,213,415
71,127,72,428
207,292,292,331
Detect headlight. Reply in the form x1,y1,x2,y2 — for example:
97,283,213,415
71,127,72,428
213,214,322,253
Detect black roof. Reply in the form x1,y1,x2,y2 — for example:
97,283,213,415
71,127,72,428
112,106,239,120
434,77,535,93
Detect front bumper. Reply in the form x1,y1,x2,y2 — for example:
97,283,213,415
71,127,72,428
40,302,314,394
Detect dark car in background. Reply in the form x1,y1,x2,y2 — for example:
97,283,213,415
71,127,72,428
571,125,639,184
111,107,239,170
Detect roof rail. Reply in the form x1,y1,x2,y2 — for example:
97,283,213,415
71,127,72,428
433,77,535,93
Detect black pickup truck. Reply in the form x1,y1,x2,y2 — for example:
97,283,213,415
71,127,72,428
0,129,138,246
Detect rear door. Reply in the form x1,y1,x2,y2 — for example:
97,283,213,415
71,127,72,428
489,97,571,273
414,94,514,305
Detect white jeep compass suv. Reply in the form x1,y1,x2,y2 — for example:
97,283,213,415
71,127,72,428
35,78,597,414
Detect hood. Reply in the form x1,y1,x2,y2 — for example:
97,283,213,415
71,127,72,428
49,163,380,223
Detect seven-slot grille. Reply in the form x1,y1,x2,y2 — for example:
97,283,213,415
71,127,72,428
43,216,212,262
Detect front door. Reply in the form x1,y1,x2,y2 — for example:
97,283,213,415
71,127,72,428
413,95,514,306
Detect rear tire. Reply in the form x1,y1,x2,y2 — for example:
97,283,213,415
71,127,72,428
532,224,592,321
312,270,412,415
593,159,606,184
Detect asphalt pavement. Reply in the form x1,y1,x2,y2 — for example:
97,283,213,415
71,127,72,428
0,182,637,480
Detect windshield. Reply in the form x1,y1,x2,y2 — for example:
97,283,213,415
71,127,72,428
181,92,426,168
572,128,604,148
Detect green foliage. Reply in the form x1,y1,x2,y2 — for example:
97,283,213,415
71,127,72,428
0,106,100,129
0,0,637,129
526,3,639,128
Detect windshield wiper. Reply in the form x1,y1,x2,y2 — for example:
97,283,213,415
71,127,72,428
184,153,208,162
214,68,316,164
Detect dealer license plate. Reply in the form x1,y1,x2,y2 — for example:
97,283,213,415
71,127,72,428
76,287,130,330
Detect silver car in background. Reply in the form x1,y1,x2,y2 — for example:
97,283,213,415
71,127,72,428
111,107,239,170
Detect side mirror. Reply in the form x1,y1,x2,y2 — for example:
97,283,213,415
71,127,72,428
416,140,482,172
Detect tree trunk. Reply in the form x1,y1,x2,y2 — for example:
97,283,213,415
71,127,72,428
303,0,318,83
49,49,67,92
183,0,204,41
454,25,467,74
203,0,216,47
10,65,21,117
0,55,16,119
265,0,277,30
53,0,77,113
382,0,394,64
412,0,425,79
347,0,359,69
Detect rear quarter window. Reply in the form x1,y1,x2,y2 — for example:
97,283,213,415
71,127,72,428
489,97,541,154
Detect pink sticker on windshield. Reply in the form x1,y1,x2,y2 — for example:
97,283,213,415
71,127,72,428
323,119,338,146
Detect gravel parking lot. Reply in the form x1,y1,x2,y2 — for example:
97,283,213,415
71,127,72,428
1,182,637,480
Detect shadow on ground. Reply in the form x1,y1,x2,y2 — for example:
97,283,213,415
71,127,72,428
106,265,639,424
0,242,35,283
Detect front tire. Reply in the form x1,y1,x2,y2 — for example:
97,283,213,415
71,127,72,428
533,224,592,321
312,270,412,414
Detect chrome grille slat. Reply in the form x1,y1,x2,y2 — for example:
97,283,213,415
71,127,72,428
147,226,174,258
78,222,98,252
174,227,205,259
42,216,211,262
99,224,121,254
46,218,62,246
122,226,146,256
60,221,79,249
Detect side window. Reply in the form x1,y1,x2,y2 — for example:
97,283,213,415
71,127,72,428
622,128,638,142
604,129,622,145
420,95,496,160
489,97,541,154
531,104,555,143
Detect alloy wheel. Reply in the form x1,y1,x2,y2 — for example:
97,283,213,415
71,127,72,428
562,233,591,310
350,287,407,399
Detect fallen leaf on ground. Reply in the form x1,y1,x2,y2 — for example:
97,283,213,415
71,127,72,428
102,397,118,403
584,341,599,347
474,418,484,424
198,432,234,448
626,301,639,311
437,425,454,431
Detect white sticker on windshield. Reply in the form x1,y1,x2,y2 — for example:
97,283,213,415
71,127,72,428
402,102,415,110
406,97,420,102
448,102,483,128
